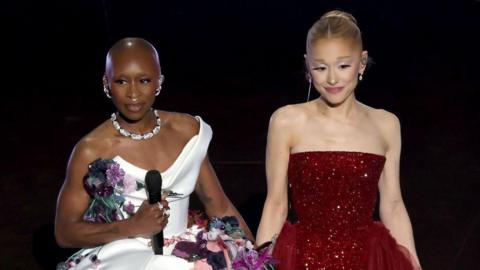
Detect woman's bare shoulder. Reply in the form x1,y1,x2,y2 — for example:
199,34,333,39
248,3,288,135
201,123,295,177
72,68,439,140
71,120,115,163
270,103,310,129
364,105,400,130
158,110,200,140
362,105,401,150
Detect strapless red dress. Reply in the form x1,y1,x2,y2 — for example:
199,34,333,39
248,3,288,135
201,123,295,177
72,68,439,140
273,151,420,270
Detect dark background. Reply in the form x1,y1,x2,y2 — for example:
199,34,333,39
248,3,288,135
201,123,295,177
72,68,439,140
1,0,479,269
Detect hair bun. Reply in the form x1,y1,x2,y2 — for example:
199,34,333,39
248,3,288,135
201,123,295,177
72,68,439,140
306,10,363,51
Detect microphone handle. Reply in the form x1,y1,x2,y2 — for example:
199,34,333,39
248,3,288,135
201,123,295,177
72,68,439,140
150,195,163,255
145,170,164,255
151,193,163,255
152,231,163,255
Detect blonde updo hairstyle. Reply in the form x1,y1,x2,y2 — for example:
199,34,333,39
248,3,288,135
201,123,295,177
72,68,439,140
306,10,365,58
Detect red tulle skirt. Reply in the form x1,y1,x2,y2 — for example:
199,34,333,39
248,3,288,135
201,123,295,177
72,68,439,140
273,221,420,270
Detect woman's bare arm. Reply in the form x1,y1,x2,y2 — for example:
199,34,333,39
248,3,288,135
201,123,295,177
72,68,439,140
195,155,254,241
55,140,166,248
256,106,297,246
378,112,421,266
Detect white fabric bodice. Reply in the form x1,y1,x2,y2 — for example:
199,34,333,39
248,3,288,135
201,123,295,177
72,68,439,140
114,116,212,238
69,116,212,270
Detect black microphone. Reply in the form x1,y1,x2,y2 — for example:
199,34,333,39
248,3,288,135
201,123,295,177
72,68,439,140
145,170,163,255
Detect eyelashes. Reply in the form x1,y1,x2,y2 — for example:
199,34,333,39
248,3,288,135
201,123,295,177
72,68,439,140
312,66,327,71
113,78,152,85
312,64,352,72
114,79,127,85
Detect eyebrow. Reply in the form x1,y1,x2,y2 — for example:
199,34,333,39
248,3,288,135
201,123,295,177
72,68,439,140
313,56,354,62
112,73,155,78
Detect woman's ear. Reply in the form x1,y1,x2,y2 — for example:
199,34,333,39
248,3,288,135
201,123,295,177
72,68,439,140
102,74,109,88
360,50,368,72
304,54,312,82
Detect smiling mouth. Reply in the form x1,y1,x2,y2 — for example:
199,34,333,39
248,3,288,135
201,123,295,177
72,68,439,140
324,87,344,94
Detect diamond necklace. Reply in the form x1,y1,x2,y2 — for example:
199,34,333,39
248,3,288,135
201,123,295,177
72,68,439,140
111,110,161,140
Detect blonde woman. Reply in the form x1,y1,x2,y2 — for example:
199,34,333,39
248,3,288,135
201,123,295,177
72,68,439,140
256,11,421,270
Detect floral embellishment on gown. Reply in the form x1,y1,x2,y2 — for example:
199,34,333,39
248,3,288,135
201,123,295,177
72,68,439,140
59,117,216,270
172,215,277,270
83,158,144,223
58,159,146,270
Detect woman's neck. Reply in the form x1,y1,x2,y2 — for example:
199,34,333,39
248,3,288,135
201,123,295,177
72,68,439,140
315,94,360,120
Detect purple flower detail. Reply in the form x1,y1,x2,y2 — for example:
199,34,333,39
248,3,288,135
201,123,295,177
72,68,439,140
83,177,114,198
92,204,108,222
123,201,135,215
195,232,211,258
169,214,277,270
80,158,136,256
83,215,96,223
83,159,123,198
173,241,200,260
232,246,277,270
108,208,120,222
97,183,114,197
105,163,125,186
122,174,137,195
89,159,113,174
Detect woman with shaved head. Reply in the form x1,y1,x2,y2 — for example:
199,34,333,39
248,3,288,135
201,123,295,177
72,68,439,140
55,38,252,269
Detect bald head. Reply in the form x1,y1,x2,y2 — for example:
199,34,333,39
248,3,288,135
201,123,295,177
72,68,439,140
104,38,163,94
105,37,160,75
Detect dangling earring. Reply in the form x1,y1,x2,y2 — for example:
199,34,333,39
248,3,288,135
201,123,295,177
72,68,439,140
102,75,111,98
103,85,112,99
155,75,164,96
359,74,363,81
306,77,312,102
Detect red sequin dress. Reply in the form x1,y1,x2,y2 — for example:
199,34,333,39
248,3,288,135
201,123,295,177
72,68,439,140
273,151,420,270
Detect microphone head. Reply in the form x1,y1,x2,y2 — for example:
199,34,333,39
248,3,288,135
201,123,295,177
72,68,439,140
145,170,162,204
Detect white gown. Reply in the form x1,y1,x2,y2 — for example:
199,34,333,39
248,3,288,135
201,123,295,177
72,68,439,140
68,116,212,270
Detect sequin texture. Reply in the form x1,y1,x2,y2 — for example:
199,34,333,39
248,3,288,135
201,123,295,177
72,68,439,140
284,151,385,269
